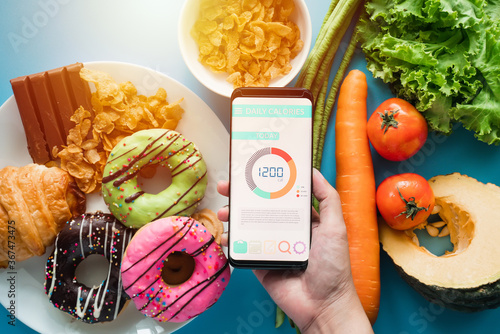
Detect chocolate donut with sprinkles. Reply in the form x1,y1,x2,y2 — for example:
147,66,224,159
121,216,231,322
44,212,135,323
102,129,208,228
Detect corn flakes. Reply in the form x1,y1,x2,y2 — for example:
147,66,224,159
56,68,184,193
192,0,304,88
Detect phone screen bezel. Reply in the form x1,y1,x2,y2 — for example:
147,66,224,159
228,87,313,270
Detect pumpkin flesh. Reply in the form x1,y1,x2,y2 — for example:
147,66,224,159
380,173,500,311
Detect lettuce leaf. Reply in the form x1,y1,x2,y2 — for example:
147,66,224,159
358,0,500,144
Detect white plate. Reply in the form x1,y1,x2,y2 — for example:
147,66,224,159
0,61,229,334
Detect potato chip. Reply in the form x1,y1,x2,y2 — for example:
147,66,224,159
205,54,227,71
223,14,237,30
84,149,101,165
142,107,160,128
268,22,293,36
93,113,115,134
291,38,304,56
192,0,303,88
263,7,274,21
80,118,92,137
51,146,59,159
279,0,295,18
66,144,83,155
226,30,240,51
227,49,241,68
70,106,91,123
199,40,215,56
253,5,266,22
209,30,224,47
248,61,260,78
162,119,180,130
76,175,97,194
227,72,242,86
242,0,260,11
67,126,83,146
119,81,137,97
205,5,224,21
224,1,243,15
159,100,184,122
80,68,123,106
195,20,218,35
57,68,184,193
81,139,99,150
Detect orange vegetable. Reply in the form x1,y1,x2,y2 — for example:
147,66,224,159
335,70,380,324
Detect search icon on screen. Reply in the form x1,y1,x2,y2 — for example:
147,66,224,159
278,241,291,254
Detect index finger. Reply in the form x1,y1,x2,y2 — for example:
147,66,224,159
217,180,229,197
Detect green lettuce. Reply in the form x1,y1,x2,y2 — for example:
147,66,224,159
357,0,500,144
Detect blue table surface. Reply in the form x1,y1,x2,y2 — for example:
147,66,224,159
2,1,500,333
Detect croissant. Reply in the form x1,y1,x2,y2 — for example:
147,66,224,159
0,164,86,268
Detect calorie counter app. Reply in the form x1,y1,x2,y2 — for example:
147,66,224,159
230,96,312,263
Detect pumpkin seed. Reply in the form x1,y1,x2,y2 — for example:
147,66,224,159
431,221,446,228
426,224,439,237
431,205,442,214
438,225,450,237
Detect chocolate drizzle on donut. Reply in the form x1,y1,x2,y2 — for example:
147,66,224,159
102,129,208,228
122,218,197,289
152,170,207,220
102,130,173,184
170,147,203,177
155,261,229,320
44,213,135,323
124,190,145,203
122,218,228,321
105,132,183,188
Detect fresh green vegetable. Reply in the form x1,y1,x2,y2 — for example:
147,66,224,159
295,0,365,170
275,305,301,333
357,0,500,144
275,305,285,328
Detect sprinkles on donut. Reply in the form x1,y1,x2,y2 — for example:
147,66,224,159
44,212,135,323
102,129,208,228
121,216,231,322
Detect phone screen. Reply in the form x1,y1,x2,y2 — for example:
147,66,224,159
229,88,312,269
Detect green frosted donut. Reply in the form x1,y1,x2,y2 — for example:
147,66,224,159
102,129,207,228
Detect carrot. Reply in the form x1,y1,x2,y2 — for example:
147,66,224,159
335,69,380,324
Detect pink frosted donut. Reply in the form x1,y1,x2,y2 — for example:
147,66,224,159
121,216,230,322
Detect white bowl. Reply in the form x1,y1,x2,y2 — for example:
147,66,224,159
178,0,312,98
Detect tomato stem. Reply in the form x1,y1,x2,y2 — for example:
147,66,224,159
395,187,429,220
378,109,399,133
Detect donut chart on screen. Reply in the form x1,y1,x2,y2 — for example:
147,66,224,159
245,147,297,199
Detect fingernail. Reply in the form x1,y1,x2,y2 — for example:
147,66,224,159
313,168,323,179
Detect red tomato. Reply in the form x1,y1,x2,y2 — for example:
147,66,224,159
376,173,435,230
367,98,428,161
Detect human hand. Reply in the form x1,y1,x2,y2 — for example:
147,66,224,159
217,169,373,333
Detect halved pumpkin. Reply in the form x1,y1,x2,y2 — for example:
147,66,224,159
379,173,500,312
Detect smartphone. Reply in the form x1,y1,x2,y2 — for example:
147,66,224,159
229,87,313,269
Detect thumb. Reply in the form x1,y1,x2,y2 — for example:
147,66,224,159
312,169,347,238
